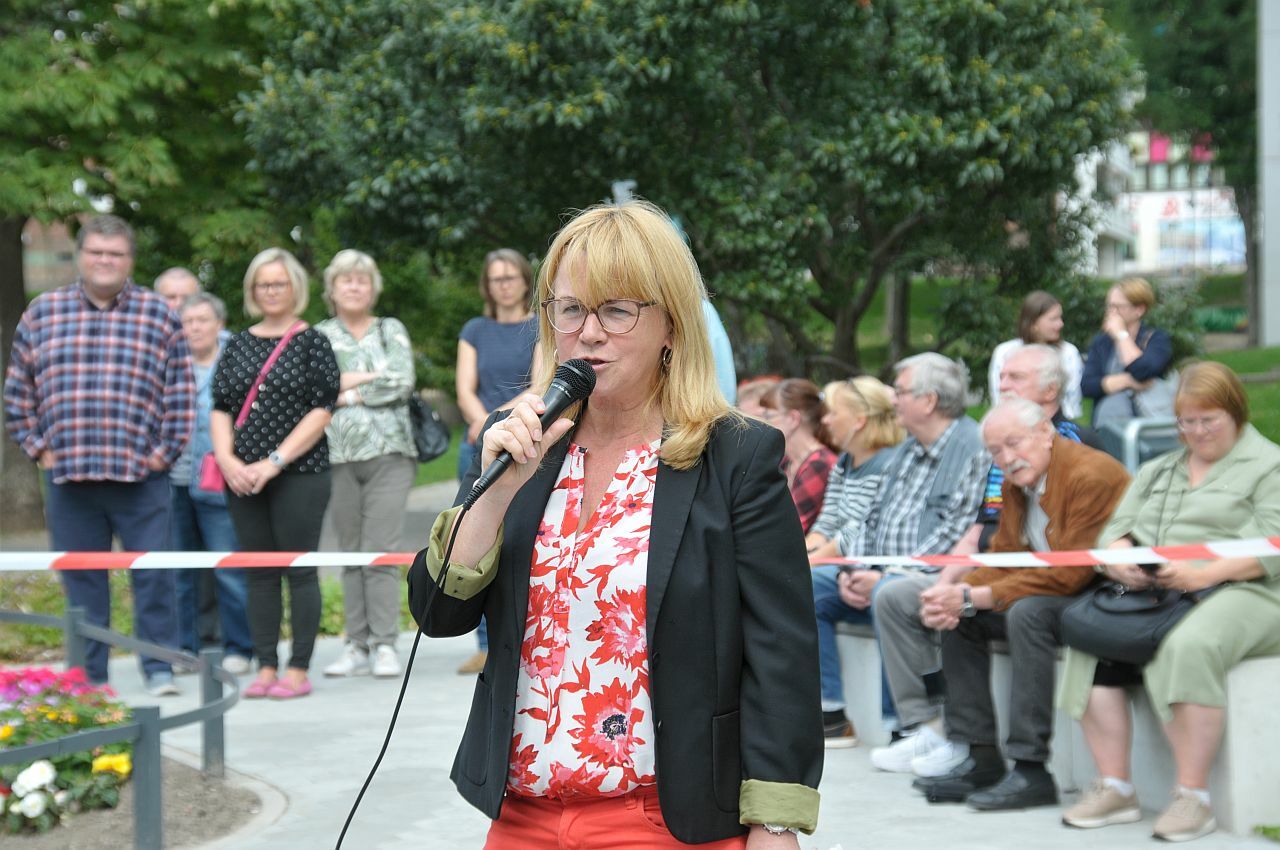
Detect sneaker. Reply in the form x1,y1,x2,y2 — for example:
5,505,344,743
372,645,401,678
870,724,944,773
172,658,199,676
222,654,252,676
1062,779,1142,828
911,739,969,777
823,717,859,749
323,645,371,678
457,650,487,675
1152,789,1216,842
145,673,181,697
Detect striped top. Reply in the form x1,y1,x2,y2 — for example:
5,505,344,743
4,281,194,484
809,448,895,555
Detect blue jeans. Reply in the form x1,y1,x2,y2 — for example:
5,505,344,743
812,565,898,720
45,471,179,683
455,440,489,652
170,486,253,659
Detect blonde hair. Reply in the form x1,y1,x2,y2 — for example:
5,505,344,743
1114,277,1156,312
532,201,735,470
322,249,383,314
822,376,904,452
243,247,309,318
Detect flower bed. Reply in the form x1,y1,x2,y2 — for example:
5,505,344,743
0,667,133,834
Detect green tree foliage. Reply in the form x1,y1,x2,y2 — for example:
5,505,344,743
1104,0,1260,342
243,0,1136,377
0,0,278,531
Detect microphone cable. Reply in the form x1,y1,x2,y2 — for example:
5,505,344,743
334,501,473,849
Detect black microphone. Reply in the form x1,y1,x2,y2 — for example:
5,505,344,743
464,359,597,507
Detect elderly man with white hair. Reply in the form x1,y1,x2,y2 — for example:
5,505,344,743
912,398,1129,810
814,353,989,748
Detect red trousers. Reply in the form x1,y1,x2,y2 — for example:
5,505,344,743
483,786,749,850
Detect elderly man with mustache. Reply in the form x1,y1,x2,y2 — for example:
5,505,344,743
910,398,1129,811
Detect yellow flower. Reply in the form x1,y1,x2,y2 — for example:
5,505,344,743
91,753,132,778
0,724,12,741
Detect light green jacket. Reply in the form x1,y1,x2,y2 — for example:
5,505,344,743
1058,424,1280,717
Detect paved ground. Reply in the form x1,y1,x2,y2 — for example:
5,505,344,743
103,631,1272,850
11,480,1277,849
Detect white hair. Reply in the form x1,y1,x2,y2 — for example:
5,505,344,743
895,352,970,418
1010,343,1065,401
981,397,1047,433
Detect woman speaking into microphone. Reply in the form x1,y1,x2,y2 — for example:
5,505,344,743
408,201,822,848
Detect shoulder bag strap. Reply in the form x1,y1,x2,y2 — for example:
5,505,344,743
234,321,305,429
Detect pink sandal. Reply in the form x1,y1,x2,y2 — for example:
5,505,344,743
243,677,275,699
266,678,312,700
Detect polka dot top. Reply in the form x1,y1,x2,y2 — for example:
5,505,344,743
211,327,341,473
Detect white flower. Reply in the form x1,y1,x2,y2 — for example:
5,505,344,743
17,790,47,819
14,759,57,795
53,790,69,807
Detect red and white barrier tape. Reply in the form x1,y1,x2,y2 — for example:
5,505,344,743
2,536,1280,572
0,552,418,572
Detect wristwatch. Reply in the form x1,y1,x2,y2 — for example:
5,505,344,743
1116,330,1130,340
960,586,977,618
762,824,800,836
268,450,287,469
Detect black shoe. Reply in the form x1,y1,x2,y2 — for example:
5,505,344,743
966,767,1058,811
919,755,1006,804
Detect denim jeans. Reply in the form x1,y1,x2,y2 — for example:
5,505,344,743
170,486,253,659
45,471,179,683
811,565,898,720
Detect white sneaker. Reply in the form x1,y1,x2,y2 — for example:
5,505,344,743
324,645,370,677
870,724,945,773
372,645,401,678
911,738,969,777
222,654,252,676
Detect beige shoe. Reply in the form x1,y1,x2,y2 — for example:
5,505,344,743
1062,779,1142,828
457,650,487,675
1152,789,1216,842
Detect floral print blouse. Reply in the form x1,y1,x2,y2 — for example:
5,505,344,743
507,440,659,799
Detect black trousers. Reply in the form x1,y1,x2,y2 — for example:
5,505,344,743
941,594,1073,763
226,471,330,670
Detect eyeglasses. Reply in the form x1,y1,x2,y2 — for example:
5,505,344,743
541,298,657,335
254,281,290,294
1176,413,1230,434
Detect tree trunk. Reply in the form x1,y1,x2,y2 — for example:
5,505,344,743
0,214,46,536
1235,186,1260,347
885,269,911,366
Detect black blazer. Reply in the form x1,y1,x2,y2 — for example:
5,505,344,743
408,416,823,843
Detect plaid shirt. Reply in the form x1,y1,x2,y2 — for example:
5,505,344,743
848,420,989,558
4,280,195,484
790,446,837,533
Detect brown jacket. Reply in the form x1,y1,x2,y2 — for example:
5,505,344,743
965,434,1131,610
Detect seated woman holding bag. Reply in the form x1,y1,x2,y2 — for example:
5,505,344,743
1057,361,1280,841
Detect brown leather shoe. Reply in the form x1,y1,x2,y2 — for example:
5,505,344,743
456,651,487,675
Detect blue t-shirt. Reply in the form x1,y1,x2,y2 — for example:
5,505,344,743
459,315,538,414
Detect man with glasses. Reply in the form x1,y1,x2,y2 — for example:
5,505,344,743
4,214,194,695
812,353,988,750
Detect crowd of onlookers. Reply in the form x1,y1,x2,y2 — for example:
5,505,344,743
5,214,1278,842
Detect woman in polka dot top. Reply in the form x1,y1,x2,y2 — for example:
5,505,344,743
211,247,340,700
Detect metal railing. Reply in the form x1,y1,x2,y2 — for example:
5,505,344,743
0,606,240,849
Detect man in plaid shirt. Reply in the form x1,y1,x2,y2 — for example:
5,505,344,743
811,353,989,750
4,214,195,694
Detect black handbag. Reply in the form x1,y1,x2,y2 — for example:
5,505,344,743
377,319,451,463
1061,581,1218,666
408,394,451,463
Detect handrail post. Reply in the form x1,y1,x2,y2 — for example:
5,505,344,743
64,605,87,673
198,647,225,778
132,705,164,850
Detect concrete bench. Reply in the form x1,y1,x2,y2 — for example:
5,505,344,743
835,624,1280,833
